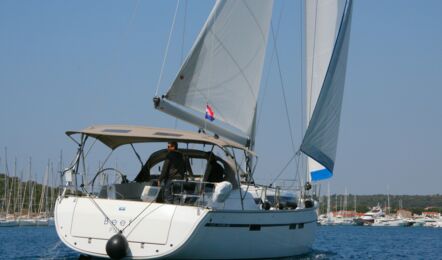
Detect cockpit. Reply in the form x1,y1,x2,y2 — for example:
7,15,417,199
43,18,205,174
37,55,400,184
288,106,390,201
63,125,253,207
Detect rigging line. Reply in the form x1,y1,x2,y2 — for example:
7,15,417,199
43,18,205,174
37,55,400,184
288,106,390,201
270,153,296,185
175,0,188,130
155,0,181,96
121,200,157,232
84,138,97,159
294,151,303,192
256,0,285,135
131,144,144,168
180,0,188,64
270,22,297,155
231,149,244,210
300,0,305,138
98,150,114,172
308,0,319,121
82,189,120,233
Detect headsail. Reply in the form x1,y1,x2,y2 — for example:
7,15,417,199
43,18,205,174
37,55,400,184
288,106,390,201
301,0,353,179
155,0,273,147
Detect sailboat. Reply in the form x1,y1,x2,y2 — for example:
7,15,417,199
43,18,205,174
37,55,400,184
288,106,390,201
54,0,352,259
18,158,38,226
0,150,19,227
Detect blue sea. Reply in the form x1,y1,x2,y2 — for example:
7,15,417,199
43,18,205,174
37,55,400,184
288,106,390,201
0,226,441,259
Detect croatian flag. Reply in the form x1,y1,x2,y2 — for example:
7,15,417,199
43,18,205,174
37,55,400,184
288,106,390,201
205,104,215,121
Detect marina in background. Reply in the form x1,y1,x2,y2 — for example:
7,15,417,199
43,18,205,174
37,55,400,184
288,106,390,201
317,189,442,227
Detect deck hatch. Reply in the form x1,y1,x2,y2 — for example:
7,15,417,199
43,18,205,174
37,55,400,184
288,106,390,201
102,129,131,133
153,132,183,137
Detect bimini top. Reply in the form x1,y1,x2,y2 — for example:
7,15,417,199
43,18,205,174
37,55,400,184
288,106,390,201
66,125,254,154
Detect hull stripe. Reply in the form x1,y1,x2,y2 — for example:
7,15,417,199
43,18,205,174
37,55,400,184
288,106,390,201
205,220,316,228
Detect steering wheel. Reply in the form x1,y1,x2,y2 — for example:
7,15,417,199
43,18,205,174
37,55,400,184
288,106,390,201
90,167,128,192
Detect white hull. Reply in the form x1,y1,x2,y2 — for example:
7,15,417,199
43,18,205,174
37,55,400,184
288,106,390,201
36,218,50,226
372,217,414,227
55,196,316,259
0,220,19,227
18,218,38,226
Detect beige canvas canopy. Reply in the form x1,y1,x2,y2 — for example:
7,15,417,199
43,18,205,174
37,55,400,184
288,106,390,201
66,125,254,155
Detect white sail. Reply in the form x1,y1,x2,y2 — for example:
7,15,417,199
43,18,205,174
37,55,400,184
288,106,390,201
156,0,273,147
301,0,353,175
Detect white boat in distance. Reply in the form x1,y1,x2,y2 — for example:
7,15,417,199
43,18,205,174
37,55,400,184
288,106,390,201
54,0,353,259
372,217,413,227
354,205,385,226
0,218,18,227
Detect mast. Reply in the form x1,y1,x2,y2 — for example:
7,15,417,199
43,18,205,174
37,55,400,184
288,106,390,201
12,158,17,217
354,194,357,214
19,159,30,218
4,148,9,218
0,156,3,218
38,162,49,217
17,166,23,218
387,185,390,215
6,157,15,218
50,162,55,215
344,187,348,216
327,182,331,220
27,158,33,218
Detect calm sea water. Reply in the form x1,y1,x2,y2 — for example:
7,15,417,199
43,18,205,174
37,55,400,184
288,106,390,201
0,225,441,259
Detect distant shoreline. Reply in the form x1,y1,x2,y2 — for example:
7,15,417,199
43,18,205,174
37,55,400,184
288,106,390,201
318,194,442,214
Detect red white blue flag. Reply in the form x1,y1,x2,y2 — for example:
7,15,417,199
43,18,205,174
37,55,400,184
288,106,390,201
205,104,215,121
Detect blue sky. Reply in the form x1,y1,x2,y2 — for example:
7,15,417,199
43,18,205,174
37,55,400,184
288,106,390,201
0,0,441,195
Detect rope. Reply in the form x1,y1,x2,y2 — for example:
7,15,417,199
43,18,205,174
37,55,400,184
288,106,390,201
121,200,156,232
81,186,157,234
180,0,188,64
294,151,303,192
82,188,120,233
270,152,297,185
308,0,319,120
155,0,181,96
299,0,305,139
84,138,97,159
174,0,187,130
270,23,297,155
256,0,285,135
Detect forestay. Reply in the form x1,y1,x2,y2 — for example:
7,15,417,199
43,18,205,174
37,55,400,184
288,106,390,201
156,0,273,147
301,0,353,178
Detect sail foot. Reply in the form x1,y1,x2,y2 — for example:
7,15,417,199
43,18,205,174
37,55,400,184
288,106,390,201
153,97,250,146
300,145,334,173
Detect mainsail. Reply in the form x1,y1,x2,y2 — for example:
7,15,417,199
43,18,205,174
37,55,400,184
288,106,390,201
301,0,353,180
155,0,273,147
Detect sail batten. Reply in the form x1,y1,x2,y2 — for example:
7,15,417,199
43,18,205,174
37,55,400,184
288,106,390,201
302,0,353,174
158,0,273,146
